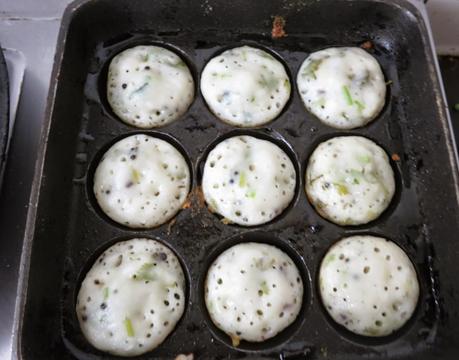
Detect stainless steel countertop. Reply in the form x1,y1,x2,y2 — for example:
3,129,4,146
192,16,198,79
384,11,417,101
0,1,456,359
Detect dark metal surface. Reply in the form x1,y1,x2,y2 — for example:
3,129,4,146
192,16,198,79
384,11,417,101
15,0,459,359
439,56,459,150
0,45,9,184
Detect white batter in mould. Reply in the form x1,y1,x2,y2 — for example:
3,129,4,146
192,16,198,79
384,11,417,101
93,134,191,228
297,47,386,129
76,238,186,356
319,235,419,337
205,242,304,345
202,135,296,226
107,45,195,128
201,46,291,127
305,136,395,226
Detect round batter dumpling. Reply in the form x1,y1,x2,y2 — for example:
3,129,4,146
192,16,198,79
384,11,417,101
200,46,291,127
297,47,386,129
319,236,419,337
205,242,303,345
202,135,296,226
107,45,194,128
76,238,186,356
305,136,395,226
93,134,190,228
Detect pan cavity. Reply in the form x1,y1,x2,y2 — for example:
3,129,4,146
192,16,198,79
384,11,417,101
106,45,194,128
201,45,291,127
201,134,297,226
92,133,191,229
297,47,386,129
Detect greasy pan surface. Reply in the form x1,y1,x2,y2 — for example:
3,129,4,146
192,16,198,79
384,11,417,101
17,0,459,359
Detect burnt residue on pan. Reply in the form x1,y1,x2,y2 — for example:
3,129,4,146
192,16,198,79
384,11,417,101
16,0,459,359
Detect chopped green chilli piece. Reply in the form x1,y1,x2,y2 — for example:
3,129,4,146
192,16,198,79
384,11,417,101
258,74,279,91
131,168,141,183
259,51,275,61
135,262,156,281
342,85,353,105
303,59,323,79
260,281,270,295
354,100,365,111
239,172,247,187
103,287,109,300
241,49,248,61
284,79,290,90
334,183,349,195
209,198,219,212
349,169,363,184
316,98,326,108
124,317,135,337
357,155,371,164
324,253,336,265
246,190,256,198
171,60,186,68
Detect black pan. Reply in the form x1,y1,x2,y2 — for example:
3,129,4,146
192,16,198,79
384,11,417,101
439,56,459,151
15,0,459,359
0,44,9,185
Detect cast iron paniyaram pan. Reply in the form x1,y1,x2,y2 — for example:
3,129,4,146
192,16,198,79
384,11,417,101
15,0,459,359
0,44,9,185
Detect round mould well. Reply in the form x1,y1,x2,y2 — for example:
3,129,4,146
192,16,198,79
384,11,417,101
198,231,311,352
294,44,392,131
97,39,198,129
315,233,423,347
72,235,192,356
197,128,301,227
199,42,294,128
301,132,402,229
86,131,194,230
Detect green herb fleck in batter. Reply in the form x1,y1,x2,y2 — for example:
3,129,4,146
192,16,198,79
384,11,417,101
354,99,365,112
283,78,290,90
324,253,336,265
357,155,371,164
260,281,270,295
334,183,349,195
131,168,141,183
303,58,323,79
124,317,135,337
342,85,353,105
103,287,109,300
258,74,279,91
239,172,247,187
135,263,156,281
